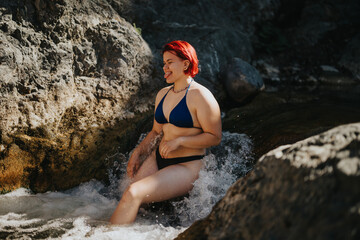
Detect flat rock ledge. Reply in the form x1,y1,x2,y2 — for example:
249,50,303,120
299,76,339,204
176,122,360,240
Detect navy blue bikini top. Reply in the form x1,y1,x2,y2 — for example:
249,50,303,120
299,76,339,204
155,82,196,128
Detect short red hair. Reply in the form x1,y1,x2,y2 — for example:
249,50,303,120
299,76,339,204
162,40,199,77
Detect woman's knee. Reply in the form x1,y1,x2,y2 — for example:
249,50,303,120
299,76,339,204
123,182,146,203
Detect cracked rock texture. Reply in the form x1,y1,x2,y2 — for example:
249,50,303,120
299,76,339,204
0,0,156,193
177,123,360,240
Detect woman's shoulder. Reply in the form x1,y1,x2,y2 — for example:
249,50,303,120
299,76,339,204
188,81,219,109
189,82,221,117
157,85,172,96
155,86,172,103
190,81,216,100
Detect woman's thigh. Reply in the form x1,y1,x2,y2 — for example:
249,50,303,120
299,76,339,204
129,160,203,204
132,150,158,183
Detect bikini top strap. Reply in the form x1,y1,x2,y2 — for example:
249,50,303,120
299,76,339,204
185,79,193,95
163,86,173,99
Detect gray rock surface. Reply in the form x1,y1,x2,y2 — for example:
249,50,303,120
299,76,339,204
0,0,156,192
0,0,154,138
176,123,360,240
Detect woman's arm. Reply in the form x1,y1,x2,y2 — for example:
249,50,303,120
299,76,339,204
159,87,222,157
130,128,162,159
126,88,168,178
126,124,162,178
178,91,222,148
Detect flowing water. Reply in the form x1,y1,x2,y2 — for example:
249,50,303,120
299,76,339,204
0,132,253,240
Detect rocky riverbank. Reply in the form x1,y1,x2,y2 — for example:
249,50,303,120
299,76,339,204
1,0,360,239
1,0,359,217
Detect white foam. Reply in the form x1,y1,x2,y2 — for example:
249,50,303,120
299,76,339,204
2,187,33,197
0,131,253,239
0,213,41,228
173,132,253,225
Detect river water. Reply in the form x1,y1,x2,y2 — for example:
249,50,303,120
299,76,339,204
0,132,253,240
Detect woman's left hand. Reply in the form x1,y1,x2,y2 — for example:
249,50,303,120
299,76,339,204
160,137,183,158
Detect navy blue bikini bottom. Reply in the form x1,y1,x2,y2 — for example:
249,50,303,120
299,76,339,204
156,147,204,170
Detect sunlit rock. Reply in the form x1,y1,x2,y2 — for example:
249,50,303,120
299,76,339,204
0,0,156,193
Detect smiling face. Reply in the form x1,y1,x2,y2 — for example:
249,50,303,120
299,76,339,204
163,51,190,84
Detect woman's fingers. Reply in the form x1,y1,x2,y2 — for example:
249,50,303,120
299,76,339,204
160,146,167,158
160,138,180,158
127,161,139,178
161,143,171,158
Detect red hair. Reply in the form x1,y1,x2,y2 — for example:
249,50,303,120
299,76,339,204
162,40,199,77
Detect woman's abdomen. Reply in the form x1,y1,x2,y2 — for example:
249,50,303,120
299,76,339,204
161,123,205,158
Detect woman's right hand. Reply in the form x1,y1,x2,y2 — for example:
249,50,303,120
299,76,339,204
126,150,140,179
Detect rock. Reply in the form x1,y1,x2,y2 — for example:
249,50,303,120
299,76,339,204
255,60,281,83
223,58,264,103
320,65,339,73
339,33,360,81
176,123,360,240
0,0,157,193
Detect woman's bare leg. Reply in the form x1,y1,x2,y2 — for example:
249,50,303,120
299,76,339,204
109,160,202,225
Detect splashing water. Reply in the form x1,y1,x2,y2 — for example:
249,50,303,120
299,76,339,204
0,132,253,239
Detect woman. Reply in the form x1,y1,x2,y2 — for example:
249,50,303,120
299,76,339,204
110,40,222,225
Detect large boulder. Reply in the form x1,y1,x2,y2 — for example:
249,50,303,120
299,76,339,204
0,0,157,193
223,57,264,103
176,122,360,240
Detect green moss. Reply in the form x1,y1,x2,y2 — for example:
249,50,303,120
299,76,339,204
133,23,142,36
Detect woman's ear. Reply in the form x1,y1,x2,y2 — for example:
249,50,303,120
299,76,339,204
183,60,190,70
